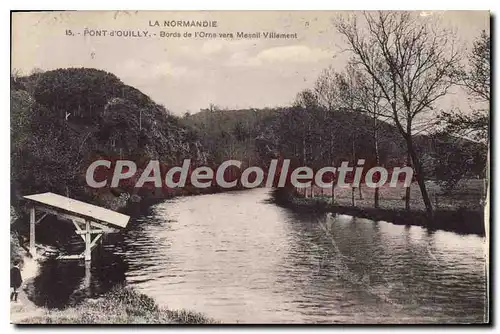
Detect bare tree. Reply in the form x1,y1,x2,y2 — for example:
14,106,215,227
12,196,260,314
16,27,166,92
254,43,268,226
313,66,371,206
336,64,392,208
462,30,490,104
441,30,490,143
294,89,321,110
297,69,357,203
336,11,461,216
304,66,374,206
313,66,343,112
334,66,363,206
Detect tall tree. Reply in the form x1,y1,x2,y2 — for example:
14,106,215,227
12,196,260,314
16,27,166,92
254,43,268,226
335,65,391,208
313,66,343,112
441,30,490,143
336,11,461,215
463,30,490,105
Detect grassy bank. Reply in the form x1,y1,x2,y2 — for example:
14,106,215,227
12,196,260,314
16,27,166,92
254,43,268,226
15,285,217,324
299,179,485,212
273,180,486,236
11,205,217,325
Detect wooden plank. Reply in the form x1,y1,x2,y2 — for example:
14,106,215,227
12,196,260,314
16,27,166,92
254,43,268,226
29,207,36,258
84,260,91,288
35,206,120,234
57,254,84,260
72,220,86,242
25,199,127,265
90,221,120,233
74,226,118,234
84,220,91,262
24,193,130,228
35,212,48,225
75,229,108,235
90,234,103,250
24,196,127,265
35,206,82,223
72,220,84,230
103,228,120,233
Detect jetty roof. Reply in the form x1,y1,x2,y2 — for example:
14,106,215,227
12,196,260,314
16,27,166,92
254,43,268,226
23,192,130,228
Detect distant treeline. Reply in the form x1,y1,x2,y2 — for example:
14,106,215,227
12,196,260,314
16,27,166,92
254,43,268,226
11,68,207,210
183,107,486,182
10,65,486,214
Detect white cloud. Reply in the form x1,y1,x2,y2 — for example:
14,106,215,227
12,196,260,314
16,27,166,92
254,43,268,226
227,45,332,67
150,62,189,78
201,40,225,55
197,39,258,57
256,45,332,63
228,51,262,67
118,59,194,79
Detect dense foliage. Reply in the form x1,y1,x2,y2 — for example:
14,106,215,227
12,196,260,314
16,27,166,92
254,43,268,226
10,66,486,211
11,68,206,208
185,106,486,183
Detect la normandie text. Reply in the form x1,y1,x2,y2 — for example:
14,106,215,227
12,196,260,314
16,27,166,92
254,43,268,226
149,20,218,28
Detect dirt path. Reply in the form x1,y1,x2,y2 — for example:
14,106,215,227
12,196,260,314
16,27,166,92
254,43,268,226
10,289,44,324
10,256,44,324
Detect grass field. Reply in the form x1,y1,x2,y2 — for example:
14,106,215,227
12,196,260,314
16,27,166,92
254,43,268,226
298,179,486,212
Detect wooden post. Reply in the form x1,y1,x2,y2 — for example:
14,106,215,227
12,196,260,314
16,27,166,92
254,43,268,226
29,206,36,258
351,186,356,206
331,183,335,204
84,220,92,288
84,260,91,289
84,220,91,262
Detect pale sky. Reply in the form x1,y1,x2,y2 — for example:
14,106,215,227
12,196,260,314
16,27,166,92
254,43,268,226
12,11,490,115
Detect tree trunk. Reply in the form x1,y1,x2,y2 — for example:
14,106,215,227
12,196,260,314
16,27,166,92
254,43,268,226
331,182,335,204
302,135,306,165
358,185,363,200
406,137,433,216
405,152,411,211
351,137,356,207
373,111,380,209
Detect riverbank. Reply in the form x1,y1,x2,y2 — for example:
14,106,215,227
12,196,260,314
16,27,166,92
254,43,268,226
11,215,217,324
11,204,215,324
272,185,486,236
10,250,217,324
14,284,217,324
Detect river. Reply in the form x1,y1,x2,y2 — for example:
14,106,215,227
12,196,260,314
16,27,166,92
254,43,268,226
31,188,487,324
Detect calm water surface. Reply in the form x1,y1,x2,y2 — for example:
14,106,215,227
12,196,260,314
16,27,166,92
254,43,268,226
33,188,487,323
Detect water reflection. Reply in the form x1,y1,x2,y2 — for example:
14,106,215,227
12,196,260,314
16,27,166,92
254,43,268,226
30,250,127,308
32,188,487,323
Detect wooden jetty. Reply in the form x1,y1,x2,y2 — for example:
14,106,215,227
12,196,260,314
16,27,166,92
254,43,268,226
23,192,130,264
